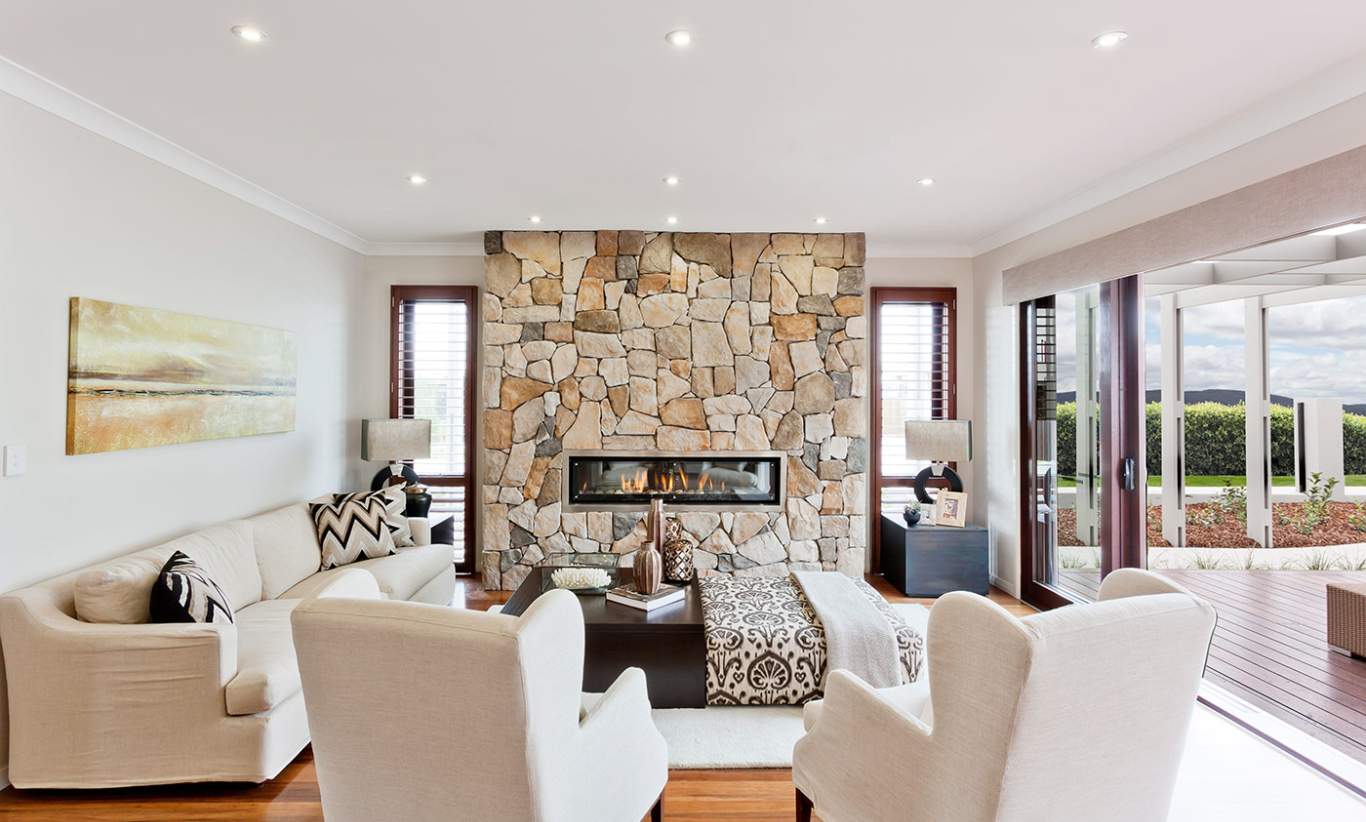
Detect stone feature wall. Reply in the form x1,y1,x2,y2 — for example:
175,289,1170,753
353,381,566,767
481,230,867,590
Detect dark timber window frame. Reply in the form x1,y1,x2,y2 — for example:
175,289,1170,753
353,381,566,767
869,287,958,570
1017,275,1146,611
390,285,478,574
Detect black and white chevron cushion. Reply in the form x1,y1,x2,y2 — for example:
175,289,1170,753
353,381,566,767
333,487,414,548
149,551,235,625
311,494,397,569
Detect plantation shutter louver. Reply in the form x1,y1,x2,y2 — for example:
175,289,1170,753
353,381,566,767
871,288,957,524
392,286,477,571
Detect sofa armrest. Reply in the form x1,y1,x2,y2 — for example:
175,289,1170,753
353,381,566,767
0,592,240,786
409,517,432,546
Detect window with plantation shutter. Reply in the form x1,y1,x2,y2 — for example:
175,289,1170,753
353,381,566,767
391,285,477,572
870,287,957,562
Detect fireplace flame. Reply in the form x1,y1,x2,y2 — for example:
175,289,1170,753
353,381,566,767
614,463,719,495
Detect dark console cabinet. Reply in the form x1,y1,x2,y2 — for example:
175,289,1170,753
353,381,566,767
879,515,990,597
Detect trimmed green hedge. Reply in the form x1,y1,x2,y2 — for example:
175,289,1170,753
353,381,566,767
1056,401,1366,477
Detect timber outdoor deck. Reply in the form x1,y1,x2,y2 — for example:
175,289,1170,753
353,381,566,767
1060,568,1366,764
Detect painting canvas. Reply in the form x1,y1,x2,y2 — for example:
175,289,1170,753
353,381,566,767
67,298,296,455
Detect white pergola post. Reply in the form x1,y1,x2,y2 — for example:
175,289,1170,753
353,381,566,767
1244,297,1273,547
1074,293,1098,545
1160,294,1185,546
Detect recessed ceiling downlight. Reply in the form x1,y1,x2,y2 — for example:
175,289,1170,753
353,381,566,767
529,215,542,224
664,175,680,187
814,216,828,225
918,177,935,187
231,25,267,43
407,174,428,186
1092,31,1128,49
666,30,692,48
666,216,678,225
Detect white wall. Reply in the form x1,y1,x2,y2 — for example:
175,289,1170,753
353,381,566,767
0,92,365,786
971,91,1366,598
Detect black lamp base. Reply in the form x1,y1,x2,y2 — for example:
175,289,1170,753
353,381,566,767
370,463,420,492
913,465,963,504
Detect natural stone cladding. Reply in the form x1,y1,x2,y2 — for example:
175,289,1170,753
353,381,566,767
482,230,867,590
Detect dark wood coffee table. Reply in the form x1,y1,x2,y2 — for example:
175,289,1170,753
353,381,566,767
500,567,707,708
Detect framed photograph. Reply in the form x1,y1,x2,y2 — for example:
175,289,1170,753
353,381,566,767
936,491,968,528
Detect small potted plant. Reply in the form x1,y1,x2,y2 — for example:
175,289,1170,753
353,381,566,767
903,500,922,527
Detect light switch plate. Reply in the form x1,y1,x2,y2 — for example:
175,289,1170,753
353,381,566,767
3,444,27,477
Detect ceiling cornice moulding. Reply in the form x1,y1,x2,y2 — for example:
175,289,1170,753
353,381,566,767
0,55,370,254
365,241,485,257
867,241,974,259
971,51,1366,257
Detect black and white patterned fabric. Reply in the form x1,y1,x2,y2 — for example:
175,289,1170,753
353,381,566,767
311,494,397,569
333,487,414,548
149,551,235,625
700,575,924,705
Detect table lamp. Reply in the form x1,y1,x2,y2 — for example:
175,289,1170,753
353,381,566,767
362,419,431,492
904,419,972,504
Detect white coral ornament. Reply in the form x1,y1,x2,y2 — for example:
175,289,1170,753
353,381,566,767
551,567,611,590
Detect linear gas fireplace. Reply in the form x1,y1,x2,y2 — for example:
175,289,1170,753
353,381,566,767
563,450,786,512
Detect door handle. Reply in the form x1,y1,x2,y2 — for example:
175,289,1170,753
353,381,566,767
1121,457,1136,492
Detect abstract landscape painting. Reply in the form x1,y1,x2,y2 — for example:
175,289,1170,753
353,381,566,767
67,298,296,455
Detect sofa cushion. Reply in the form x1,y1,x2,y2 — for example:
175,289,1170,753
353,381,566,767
247,503,323,600
226,599,302,716
150,551,235,625
72,521,261,623
278,546,453,602
161,521,263,612
310,495,397,570
73,547,174,623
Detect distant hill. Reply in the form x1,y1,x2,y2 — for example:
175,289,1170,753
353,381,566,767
1056,388,1366,415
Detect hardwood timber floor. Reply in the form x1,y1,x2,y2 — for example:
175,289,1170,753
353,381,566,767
0,575,1031,822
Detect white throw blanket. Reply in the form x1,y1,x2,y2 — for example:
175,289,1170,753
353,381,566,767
792,571,902,688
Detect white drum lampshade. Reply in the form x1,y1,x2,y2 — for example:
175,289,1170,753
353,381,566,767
362,419,431,490
904,419,972,463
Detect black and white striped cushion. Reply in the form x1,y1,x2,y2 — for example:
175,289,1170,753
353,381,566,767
311,494,397,569
333,487,414,548
149,551,235,625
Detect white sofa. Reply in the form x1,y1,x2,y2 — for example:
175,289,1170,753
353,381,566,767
0,498,456,789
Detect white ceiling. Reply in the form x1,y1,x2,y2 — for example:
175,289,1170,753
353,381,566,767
4,1,1366,254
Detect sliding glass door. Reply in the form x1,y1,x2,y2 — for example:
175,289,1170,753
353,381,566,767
1020,275,1146,608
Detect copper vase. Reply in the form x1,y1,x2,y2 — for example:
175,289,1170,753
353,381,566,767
634,498,665,595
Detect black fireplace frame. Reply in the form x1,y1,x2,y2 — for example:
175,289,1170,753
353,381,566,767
561,450,787,513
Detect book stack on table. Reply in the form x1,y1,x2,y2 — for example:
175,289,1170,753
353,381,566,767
605,583,686,611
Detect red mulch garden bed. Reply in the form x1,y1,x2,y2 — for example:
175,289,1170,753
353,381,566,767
1058,503,1366,548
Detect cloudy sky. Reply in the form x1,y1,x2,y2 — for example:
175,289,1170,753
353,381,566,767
1055,291,1366,405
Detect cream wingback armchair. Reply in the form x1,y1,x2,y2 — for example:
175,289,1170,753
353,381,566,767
793,569,1216,822
291,590,668,822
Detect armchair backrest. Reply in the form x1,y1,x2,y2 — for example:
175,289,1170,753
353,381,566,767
291,590,587,822
923,570,1215,822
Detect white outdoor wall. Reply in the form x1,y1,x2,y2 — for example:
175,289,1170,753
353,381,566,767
972,91,1366,599
0,92,365,786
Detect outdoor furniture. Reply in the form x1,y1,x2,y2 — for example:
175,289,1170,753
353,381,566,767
1327,581,1366,658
